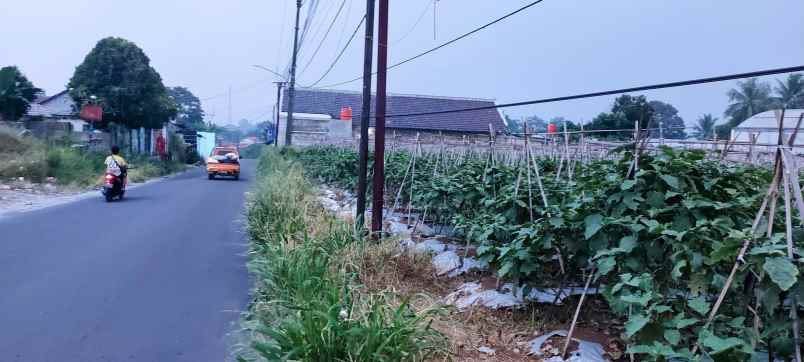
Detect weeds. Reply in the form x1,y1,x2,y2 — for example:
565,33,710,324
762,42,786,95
0,125,186,186
241,148,447,362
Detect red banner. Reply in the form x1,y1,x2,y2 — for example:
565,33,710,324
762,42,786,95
80,105,103,122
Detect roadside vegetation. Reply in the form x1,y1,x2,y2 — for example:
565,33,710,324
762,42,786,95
239,149,446,362
284,145,804,361
0,125,186,187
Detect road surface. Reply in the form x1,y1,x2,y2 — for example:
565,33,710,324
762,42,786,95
0,161,255,362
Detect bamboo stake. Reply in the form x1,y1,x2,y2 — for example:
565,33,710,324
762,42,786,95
524,124,535,222
406,133,420,226
781,152,802,362
562,267,596,359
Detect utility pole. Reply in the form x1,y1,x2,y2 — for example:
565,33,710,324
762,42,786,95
371,0,389,235
228,85,232,124
273,81,285,147
355,0,376,231
286,0,302,146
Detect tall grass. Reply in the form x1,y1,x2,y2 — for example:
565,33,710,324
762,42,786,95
241,148,446,362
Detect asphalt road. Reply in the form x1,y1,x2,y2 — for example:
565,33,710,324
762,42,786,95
0,161,255,362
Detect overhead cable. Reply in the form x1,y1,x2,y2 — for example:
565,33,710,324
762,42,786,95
318,0,547,88
385,65,804,118
305,15,367,88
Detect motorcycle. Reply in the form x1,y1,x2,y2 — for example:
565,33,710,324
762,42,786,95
102,172,126,202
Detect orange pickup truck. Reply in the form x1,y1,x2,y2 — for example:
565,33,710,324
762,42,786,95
206,146,240,180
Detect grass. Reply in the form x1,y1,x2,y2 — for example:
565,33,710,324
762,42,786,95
240,148,447,362
0,125,187,187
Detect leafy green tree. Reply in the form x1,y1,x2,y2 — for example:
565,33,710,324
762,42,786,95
724,78,772,125
693,114,717,139
648,101,687,139
68,37,176,129
773,73,804,108
588,94,654,139
505,114,548,134
0,66,41,121
167,86,205,129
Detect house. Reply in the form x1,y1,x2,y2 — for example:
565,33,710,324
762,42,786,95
25,90,89,132
731,109,804,153
277,88,506,146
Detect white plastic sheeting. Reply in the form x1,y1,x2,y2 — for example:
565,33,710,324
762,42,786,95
445,282,599,310
528,330,606,362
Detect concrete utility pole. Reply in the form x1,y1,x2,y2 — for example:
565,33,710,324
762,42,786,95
371,0,389,235
273,81,285,147
286,0,302,146
355,0,377,230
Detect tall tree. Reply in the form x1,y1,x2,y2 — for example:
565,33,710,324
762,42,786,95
693,114,717,140
167,86,204,129
587,94,654,140
773,73,804,109
648,100,687,139
68,37,176,129
724,78,772,126
0,66,41,121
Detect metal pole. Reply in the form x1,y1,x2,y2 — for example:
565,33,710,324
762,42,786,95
371,0,389,235
285,0,302,146
273,81,284,147
355,0,376,230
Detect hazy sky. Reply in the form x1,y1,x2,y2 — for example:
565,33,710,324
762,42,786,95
2,0,803,127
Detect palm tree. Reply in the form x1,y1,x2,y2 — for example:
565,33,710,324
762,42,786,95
693,114,717,139
724,78,772,127
774,73,804,108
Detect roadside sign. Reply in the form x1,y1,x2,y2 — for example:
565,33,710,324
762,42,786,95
80,105,103,122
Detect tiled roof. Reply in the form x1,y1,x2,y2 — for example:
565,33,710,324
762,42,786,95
282,88,505,134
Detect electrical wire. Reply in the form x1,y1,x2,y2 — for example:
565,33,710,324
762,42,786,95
383,65,804,118
318,0,547,88
305,15,366,88
390,0,433,46
299,0,348,76
275,0,289,73
333,0,353,52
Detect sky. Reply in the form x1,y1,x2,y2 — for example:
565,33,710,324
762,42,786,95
1,0,803,128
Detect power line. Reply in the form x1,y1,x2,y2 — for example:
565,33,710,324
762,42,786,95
299,0,348,76
305,15,366,88
275,0,289,73
390,0,433,45
384,65,804,118
332,0,354,52
319,0,547,88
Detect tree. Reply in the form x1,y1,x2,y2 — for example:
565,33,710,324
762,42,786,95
68,37,176,129
587,94,654,140
167,86,205,129
724,78,772,126
693,114,717,140
0,66,41,121
773,73,804,109
504,114,547,134
648,100,687,139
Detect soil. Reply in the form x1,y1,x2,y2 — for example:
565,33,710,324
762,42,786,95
353,239,627,362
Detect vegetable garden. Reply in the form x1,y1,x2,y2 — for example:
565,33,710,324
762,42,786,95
283,136,804,361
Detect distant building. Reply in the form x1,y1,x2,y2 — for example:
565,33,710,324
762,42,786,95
278,88,506,146
25,90,89,132
732,109,804,149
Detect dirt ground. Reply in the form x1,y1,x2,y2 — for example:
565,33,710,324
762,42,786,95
351,238,628,362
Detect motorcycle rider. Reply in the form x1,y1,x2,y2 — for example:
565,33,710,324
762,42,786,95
104,145,128,182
